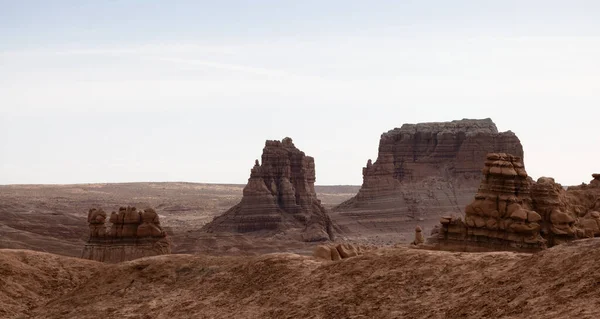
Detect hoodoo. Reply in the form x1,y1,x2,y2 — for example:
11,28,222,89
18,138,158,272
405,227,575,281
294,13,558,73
202,137,334,242
81,206,171,262
430,155,600,252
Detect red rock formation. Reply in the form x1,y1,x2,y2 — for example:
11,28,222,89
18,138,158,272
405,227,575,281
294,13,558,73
81,206,171,262
202,137,334,242
312,243,374,261
429,154,545,252
533,174,600,245
411,226,425,245
332,118,523,240
87,208,107,238
430,157,600,252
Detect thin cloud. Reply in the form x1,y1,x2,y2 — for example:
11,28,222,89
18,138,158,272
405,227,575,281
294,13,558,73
148,56,289,77
0,44,237,57
0,44,293,78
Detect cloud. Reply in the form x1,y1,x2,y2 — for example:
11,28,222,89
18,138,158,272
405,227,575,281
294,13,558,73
146,56,289,77
0,43,237,57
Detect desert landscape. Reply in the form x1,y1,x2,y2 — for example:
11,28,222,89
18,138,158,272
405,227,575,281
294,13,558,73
2,118,600,318
3,2,599,318
4,240,600,318
0,182,360,257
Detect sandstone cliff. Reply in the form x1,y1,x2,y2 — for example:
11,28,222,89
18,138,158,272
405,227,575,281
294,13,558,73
202,137,334,242
81,206,171,262
331,118,523,242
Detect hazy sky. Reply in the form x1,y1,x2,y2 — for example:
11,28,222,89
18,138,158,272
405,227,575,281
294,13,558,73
1,1,599,186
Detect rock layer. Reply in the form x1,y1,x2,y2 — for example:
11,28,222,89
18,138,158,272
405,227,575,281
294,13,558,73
331,118,523,240
202,137,334,242
431,153,545,252
81,206,171,263
430,154,600,252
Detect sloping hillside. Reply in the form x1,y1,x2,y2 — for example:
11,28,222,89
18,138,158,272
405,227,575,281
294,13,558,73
3,239,600,318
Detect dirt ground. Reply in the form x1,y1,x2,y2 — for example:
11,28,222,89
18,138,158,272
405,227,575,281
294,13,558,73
0,183,360,257
3,239,600,319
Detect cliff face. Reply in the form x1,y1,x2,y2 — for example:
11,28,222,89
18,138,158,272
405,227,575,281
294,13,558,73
81,206,171,263
355,118,523,201
202,137,334,242
331,119,523,242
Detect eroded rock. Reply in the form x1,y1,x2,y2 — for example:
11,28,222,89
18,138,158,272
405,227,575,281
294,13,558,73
312,243,374,261
202,137,334,242
332,118,523,238
81,206,171,263
411,226,425,245
431,158,600,252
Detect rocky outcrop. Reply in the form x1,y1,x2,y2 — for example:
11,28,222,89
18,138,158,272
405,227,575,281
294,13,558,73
331,119,523,240
202,137,334,242
430,155,600,252
81,206,171,263
411,226,425,245
532,174,600,245
312,243,374,261
429,153,546,252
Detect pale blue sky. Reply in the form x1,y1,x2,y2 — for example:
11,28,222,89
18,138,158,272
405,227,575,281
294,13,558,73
1,1,599,185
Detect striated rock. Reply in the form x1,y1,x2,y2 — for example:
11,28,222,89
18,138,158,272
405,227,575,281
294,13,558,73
202,137,334,242
432,153,546,252
431,160,600,252
81,206,171,263
332,118,523,239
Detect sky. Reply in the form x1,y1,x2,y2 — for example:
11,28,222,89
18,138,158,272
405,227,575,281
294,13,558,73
1,0,599,186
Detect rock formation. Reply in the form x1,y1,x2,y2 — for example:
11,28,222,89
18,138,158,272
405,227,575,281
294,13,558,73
411,226,425,245
312,243,374,261
429,153,600,252
430,153,545,252
331,118,523,241
202,137,334,242
81,206,171,263
533,174,600,245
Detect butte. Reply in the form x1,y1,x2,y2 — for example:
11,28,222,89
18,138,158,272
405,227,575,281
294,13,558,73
331,118,523,242
202,137,334,242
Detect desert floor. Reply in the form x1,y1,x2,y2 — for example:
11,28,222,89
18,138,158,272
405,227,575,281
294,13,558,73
3,239,600,319
0,183,361,257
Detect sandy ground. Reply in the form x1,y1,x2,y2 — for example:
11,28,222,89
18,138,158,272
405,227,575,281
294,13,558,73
3,239,600,319
0,183,360,257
